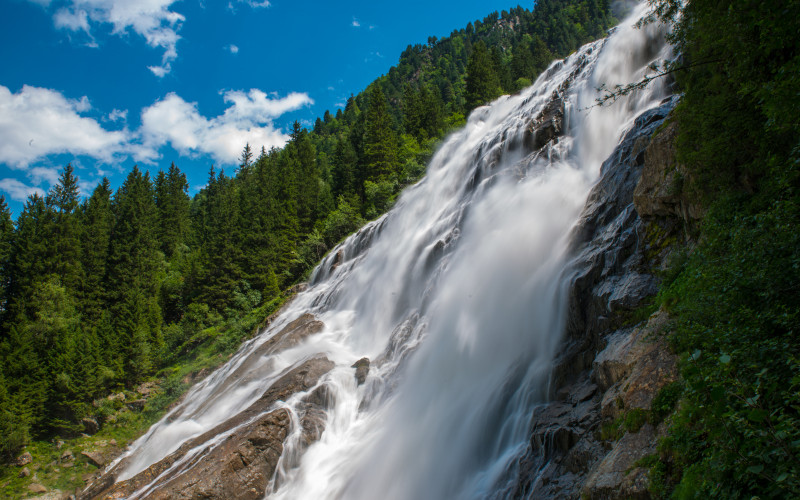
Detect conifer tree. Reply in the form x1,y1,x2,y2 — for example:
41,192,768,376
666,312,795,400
108,167,162,381
465,41,502,110
79,179,113,326
363,85,398,181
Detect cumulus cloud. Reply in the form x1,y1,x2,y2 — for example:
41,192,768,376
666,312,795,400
139,89,313,164
0,84,130,169
0,179,46,202
226,44,239,54
52,0,184,77
352,17,360,27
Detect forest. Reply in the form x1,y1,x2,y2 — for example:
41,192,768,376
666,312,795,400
0,0,616,461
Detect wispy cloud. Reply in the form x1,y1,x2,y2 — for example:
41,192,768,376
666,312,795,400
351,17,360,27
48,0,184,77
0,178,46,202
226,43,239,54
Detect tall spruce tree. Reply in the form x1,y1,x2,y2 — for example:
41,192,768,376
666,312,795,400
363,84,398,181
465,41,502,110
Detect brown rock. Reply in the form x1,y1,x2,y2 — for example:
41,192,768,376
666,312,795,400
28,483,47,493
61,449,74,462
81,451,106,467
84,355,335,500
136,381,158,396
18,466,30,478
16,451,32,466
351,357,370,385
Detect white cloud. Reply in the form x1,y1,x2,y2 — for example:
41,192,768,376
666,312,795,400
0,179,46,202
28,166,61,186
108,108,128,122
240,0,269,7
0,84,130,169
226,44,239,54
54,7,90,32
352,17,360,27
53,0,184,77
140,89,313,164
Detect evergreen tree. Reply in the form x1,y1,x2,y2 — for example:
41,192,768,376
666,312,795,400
465,41,502,110
44,164,82,294
79,179,113,327
107,167,162,382
363,85,398,181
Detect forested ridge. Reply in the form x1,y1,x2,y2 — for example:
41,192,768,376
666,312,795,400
0,0,617,470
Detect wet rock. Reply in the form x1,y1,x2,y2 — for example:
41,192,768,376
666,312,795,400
352,357,370,385
85,355,335,500
81,451,106,468
16,451,32,466
81,418,99,435
18,466,30,478
512,98,680,498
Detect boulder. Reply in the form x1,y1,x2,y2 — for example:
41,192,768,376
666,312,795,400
16,451,32,466
81,418,99,435
81,451,106,468
61,449,74,462
28,483,47,493
352,357,370,385
18,467,30,478
582,424,657,499
126,399,147,411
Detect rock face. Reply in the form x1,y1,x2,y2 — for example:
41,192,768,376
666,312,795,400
633,122,703,225
352,357,370,386
512,97,685,499
82,313,334,500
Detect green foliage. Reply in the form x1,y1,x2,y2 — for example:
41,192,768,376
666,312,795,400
465,41,503,110
643,0,800,497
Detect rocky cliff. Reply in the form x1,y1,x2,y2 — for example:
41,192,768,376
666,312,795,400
511,95,692,499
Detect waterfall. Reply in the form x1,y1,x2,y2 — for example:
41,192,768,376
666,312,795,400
105,4,671,498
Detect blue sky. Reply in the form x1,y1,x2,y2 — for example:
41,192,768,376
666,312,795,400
0,0,526,214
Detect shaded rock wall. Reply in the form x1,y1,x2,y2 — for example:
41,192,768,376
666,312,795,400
513,97,687,499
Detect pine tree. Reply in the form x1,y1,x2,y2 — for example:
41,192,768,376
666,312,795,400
154,163,191,258
0,197,14,327
363,84,398,181
107,167,162,382
45,164,82,294
465,41,502,110
79,179,113,326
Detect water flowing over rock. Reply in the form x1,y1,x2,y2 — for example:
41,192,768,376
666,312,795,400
84,5,676,499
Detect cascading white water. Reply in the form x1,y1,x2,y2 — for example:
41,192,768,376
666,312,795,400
112,4,670,498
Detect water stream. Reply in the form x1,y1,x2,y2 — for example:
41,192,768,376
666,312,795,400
113,5,671,498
